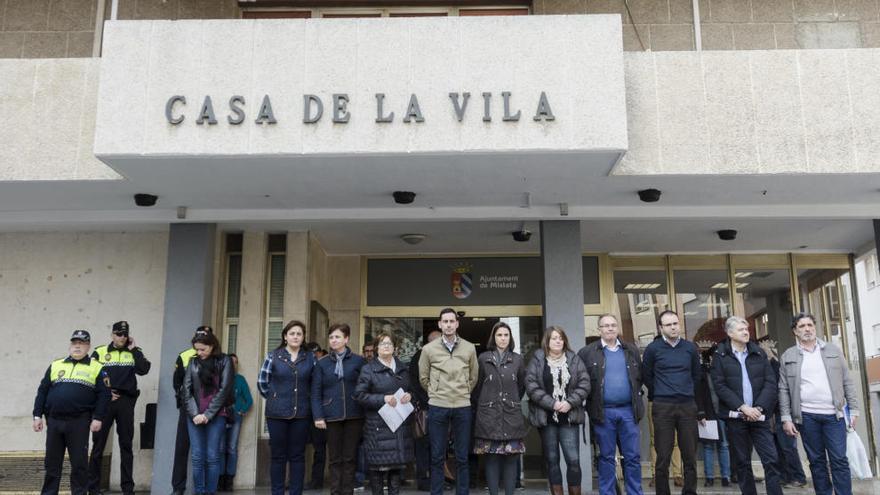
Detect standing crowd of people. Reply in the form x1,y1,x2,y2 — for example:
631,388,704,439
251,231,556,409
33,308,860,495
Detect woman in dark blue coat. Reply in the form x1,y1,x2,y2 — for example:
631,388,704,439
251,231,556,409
312,323,366,495
257,320,317,495
355,331,414,495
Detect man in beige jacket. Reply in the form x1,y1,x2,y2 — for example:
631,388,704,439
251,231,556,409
419,308,479,495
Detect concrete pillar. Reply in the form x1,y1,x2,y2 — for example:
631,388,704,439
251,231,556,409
539,220,592,490
234,232,267,488
285,232,311,337
150,224,216,495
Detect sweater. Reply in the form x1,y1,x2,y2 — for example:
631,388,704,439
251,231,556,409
642,337,701,402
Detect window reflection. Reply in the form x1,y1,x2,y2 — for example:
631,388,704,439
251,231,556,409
672,270,731,343
612,270,669,348
733,269,793,347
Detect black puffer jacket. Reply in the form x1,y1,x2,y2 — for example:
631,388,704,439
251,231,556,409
473,350,528,441
710,339,777,418
355,357,415,468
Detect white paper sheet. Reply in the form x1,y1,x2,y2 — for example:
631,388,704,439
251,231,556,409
378,388,414,432
698,420,719,440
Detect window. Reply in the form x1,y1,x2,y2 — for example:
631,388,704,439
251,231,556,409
866,254,879,289
264,234,287,352
222,234,243,354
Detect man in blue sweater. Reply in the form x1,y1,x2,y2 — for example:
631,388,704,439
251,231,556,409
642,310,701,495
579,314,645,495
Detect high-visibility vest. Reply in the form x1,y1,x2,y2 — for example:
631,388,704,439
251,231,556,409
49,358,104,387
178,348,197,369
93,345,136,367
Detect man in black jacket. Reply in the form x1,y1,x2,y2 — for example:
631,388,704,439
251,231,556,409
88,321,151,495
710,316,783,495
33,330,110,495
578,314,644,495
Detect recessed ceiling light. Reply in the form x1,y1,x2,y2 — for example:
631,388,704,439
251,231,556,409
400,233,427,245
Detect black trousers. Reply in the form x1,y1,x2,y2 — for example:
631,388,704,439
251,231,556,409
726,419,784,495
171,408,190,491
652,400,698,495
326,419,364,495
88,395,136,492
43,413,91,495
310,424,327,486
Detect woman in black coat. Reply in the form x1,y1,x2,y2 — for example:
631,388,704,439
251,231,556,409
473,321,527,495
354,331,414,495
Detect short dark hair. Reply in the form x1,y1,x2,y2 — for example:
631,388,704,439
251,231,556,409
541,325,571,356
657,310,679,327
439,307,458,320
486,321,515,352
791,312,816,329
423,329,441,345
276,320,306,350
328,323,351,338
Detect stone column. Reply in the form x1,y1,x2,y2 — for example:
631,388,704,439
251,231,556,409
150,224,216,495
539,220,592,490
233,231,267,488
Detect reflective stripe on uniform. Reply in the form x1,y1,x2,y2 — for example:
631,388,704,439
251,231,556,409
178,348,197,369
94,345,136,367
49,358,103,387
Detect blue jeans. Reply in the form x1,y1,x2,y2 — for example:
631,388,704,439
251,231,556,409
222,413,243,476
267,417,310,495
701,420,730,479
593,406,642,495
800,413,851,495
187,416,226,494
428,405,472,495
539,423,581,487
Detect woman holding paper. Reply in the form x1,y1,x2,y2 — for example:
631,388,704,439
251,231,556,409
354,331,414,495
472,321,527,495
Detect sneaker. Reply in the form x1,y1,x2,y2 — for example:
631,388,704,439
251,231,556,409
790,480,807,488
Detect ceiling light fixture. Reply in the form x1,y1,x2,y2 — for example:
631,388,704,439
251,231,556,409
637,188,661,203
400,233,427,245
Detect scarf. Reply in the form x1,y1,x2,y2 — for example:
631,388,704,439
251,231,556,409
546,352,570,422
494,349,509,367
334,348,348,380
198,356,218,394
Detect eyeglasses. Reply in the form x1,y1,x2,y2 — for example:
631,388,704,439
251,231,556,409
377,342,394,348
598,323,618,329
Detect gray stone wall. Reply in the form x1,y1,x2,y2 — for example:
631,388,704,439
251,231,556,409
0,0,239,59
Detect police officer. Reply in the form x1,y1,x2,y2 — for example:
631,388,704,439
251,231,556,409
87,321,151,495
170,325,213,495
33,330,110,495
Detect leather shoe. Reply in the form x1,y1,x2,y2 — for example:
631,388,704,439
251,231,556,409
721,477,730,487
673,477,684,487
704,479,714,487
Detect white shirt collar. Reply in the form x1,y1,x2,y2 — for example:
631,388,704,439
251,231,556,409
601,338,621,351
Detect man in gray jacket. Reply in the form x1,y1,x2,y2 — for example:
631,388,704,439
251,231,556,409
778,312,858,495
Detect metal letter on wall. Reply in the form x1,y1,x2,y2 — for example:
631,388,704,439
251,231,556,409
254,95,277,125
449,92,470,122
482,92,492,122
403,94,425,123
533,91,555,121
375,93,394,123
332,94,350,124
165,95,186,125
501,92,521,122
228,96,245,125
303,94,323,124
195,96,217,125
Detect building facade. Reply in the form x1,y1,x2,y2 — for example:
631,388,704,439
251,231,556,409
2,0,880,491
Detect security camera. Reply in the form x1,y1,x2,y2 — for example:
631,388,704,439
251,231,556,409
392,191,416,204
512,229,532,242
637,188,662,203
134,193,158,207
717,229,738,241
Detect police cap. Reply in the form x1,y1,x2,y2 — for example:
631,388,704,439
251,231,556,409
70,329,91,342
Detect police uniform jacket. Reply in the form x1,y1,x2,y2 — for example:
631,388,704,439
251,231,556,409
33,355,110,420
92,342,151,397
173,347,197,408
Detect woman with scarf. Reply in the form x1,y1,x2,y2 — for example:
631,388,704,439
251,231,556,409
473,322,527,495
312,323,366,495
181,330,234,495
354,331,414,495
258,320,318,495
525,326,590,495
